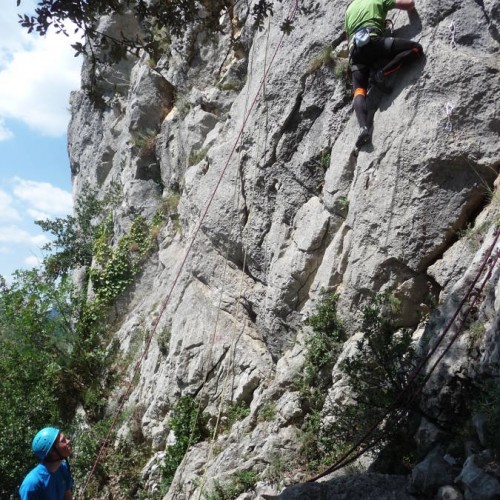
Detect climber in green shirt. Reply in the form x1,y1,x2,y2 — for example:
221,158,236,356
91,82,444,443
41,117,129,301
345,0,423,148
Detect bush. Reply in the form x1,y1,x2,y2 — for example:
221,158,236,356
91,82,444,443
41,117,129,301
161,396,209,490
304,291,346,387
205,470,258,500
476,378,500,457
326,293,420,470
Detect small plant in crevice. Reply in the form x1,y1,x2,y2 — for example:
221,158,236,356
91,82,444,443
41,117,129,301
205,469,259,500
264,452,288,487
338,195,349,213
474,378,500,458
334,57,350,86
217,81,243,92
458,215,500,252
308,45,334,74
134,130,157,159
257,401,277,423
221,400,251,433
314,149,331,171
157,326,172,355
189,146,210,166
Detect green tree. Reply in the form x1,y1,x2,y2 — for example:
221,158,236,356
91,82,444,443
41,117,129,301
36,184,103,278
0,271,69,497
18,0,255,62
161,396,209,490
327,293,420,472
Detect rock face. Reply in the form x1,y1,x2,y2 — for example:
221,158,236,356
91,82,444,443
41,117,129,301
67,0,500,498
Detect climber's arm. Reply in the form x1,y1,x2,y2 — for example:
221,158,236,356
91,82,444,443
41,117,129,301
395,0,415,10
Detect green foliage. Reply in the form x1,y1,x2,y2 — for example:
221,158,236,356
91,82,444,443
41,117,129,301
338,195,349,213
134,130,157,159
303,291,346,387
69,417,114,497
0,337,59,497
334,57,350,84
327,293,419,468
257,401,277,423
157,326,171,355
17,1,288,79
90,215,154,304
476,378,500,458
205,470,258,500
264,452,287,486
161,396,209,490
297,292,419,474
36,183,103,278
0,269,114,496
188,146,210,166
292,292,346,471
222,400,251,432
308,45,334,74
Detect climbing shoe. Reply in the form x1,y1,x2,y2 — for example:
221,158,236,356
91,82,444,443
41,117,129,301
355,126,371,148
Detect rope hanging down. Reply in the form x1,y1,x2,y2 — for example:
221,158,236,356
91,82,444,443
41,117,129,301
308,228,500,482
194,16,274,500
78,0,300,496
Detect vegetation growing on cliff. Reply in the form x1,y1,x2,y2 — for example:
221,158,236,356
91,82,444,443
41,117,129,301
299,292,420,475
0,184,162,497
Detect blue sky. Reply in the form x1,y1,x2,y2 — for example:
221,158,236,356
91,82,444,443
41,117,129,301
0,1,81,279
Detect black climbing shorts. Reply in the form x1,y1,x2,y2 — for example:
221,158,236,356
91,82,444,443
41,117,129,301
351,37,422,90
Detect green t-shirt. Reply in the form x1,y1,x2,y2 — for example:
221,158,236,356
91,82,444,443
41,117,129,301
344,0,396,37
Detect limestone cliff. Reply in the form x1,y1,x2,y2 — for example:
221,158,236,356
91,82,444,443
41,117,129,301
68,0,500,498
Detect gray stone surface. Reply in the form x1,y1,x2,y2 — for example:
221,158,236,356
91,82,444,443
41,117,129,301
66,0,500,497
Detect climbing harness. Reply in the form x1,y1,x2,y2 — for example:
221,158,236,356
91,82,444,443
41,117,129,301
449,20,457,50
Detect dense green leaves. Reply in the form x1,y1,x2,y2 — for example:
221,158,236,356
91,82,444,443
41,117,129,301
304,291,346,386
36,183,103,278
327,293,419,469
161,396,209,490
17,0,305,68
0,271,70,497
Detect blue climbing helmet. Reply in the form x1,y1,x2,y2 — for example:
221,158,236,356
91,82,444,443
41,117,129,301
32,427,60,460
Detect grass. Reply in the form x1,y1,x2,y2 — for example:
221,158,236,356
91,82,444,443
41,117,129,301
308,46,334,74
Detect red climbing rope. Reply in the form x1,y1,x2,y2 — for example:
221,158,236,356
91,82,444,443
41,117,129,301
78,1,300,496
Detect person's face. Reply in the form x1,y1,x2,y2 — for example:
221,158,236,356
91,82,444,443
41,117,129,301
53,432,72,458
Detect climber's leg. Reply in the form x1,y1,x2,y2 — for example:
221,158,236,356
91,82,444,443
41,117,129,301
352,65,371,147
378,38,423,78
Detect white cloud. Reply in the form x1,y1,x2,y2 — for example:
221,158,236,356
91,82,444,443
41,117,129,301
32,234,50,246
27,208,51,221
0,189,21,222
24,255,42,267
0,225,49,246
13,177,72,217
0,118,14,142
0,6,81,137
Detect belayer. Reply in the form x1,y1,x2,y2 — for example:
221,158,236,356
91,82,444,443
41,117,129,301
345,0,424,148
19,427,73,499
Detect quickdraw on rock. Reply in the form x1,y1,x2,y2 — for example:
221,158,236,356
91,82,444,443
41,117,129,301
449,20,457,50
445,102,454,132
